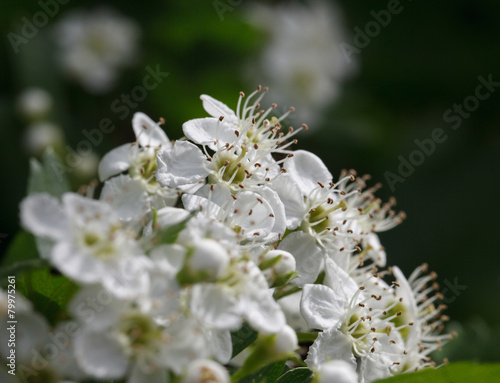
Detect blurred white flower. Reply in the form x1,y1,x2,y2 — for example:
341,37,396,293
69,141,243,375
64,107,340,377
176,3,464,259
20,192,150,298
17,87,53,121
55,7,141,93
23,122,64,156
73,151,100,181
246,1,357,125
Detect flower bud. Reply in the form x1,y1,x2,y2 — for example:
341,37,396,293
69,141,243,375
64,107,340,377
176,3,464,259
261,250,296,275
232,325,298,381
259,249,296,286
314,360,358,383
177,239,229,284
272,324,298,355
183,359,229,383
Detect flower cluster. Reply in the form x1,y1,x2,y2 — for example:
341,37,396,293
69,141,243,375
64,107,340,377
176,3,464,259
13,88,453,383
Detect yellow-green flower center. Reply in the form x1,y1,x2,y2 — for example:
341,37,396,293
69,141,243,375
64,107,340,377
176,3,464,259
119,313,161,350
382,301,412,340
211,151,248,187
129,149,159,187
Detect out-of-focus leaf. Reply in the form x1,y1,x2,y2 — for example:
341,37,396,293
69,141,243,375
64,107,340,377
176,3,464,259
276,367,313,383
375,362,500,383
28,148,70,198
231,322,258,358
0,259,47,280
0,231,39,267
238,360,286,383
18,267,78,325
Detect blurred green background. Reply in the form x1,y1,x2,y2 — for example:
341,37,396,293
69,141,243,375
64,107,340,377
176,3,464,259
1,0,499,363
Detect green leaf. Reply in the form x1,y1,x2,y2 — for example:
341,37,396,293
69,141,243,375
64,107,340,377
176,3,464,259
18,267,79,325
238,360,286,383
276,367,313,383
28,147,70,198
0,231,40,267
297,332,318,343
231,322,258,358
0,259,48,280
375,362,500,383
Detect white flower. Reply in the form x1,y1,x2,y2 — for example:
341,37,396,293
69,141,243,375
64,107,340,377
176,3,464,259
0,290,81,383
246,1,357,125
0,290,49,362
99,112,178,209
70,286,210,381
55,7,140,93
387,265,454,374
273,150,404,284
20,192,150,298
301,259,405,382
189,261,286,334
182,183,286,243
156,89,306,192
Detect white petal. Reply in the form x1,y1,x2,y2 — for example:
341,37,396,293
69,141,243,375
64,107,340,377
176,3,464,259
300,284,343,330
75,330,129,379
20,194,68,240
155,206,191,231
100,175,149,222
63,192,116,223
243,290,285,334
35,237,55,260
200,94,237,123
233,191,275,239
269,175,307,229
323,258,358,304
161,319,210,374
156,141,207,188
278,291,310,332
317,360,358,383
132,112,170,148
209,330,233,364
50,241,102,284
392,266,418,318
284,150,332,196
183,118,237,150
359,354,392,383
305,329,356,368
127,362,168,383
367,233,387,267
149,244,186,275
255,186,287,241
8,312,48,359
69,285,124,331
98,144,132,181
278,231,323,286
182,194,222,218
105,256,152,299
190,284,241,330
